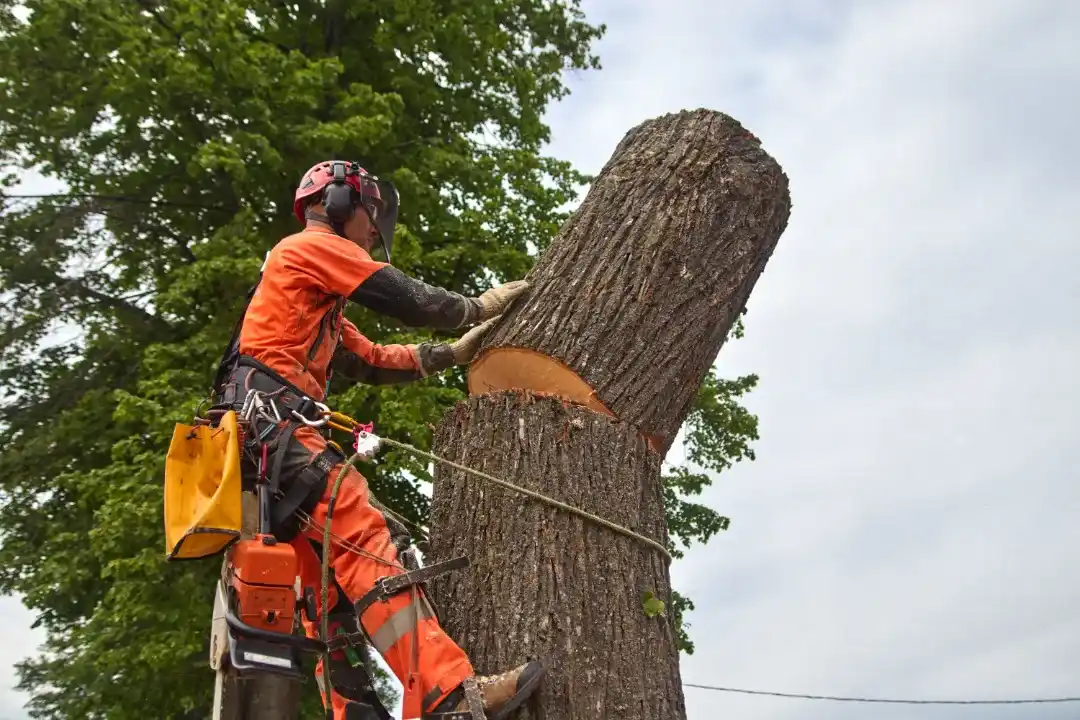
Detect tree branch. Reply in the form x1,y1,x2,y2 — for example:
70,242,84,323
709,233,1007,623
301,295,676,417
30,264,169,334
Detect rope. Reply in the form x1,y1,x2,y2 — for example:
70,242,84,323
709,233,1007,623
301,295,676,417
318,451,363,714
683,683,1080,705
296,508,405,569
377,436,673,563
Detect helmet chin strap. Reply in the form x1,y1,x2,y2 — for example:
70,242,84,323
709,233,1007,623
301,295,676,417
379,235,391,264
358,203,391,264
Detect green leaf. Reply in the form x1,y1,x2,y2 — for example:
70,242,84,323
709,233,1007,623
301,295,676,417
660,329,760,652
642,590,666,618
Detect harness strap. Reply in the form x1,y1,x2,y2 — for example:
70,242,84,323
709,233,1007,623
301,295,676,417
211,280,261,394
216,357,321,422
271,446,341,533
353,556,470,619
268,422,298,496
326,630,368,652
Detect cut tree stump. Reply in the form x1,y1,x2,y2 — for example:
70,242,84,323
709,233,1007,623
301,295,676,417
429,394,679,718
427,108,790,720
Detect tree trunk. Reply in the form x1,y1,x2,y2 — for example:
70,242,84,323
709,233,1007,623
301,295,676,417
469,108,791,455
427,109,790,719
428,393,680,719
213,671,305,720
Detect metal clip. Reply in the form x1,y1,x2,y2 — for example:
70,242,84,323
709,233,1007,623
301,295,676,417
290,400,332,428
257,418,277,442
353,430,382,461
238,389,257,420
291,409,329,428
268,397,282,422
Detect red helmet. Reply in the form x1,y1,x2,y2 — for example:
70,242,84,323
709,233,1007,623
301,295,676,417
293,160,381,224
292,160,399,262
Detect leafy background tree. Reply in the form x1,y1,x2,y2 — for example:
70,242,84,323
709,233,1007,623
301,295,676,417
0,0,759,716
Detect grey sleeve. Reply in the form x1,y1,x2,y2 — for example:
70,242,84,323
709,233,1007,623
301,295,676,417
348,265,482,329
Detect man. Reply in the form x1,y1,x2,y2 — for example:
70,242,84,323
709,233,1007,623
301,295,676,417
213,160,542,719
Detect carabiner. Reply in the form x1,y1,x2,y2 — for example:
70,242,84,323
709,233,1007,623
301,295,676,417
291,409,329,428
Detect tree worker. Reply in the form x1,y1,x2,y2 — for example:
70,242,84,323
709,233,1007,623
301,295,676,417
211,160,542,719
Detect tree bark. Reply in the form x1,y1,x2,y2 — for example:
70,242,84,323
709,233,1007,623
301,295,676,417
428,108,789,719
213,671,305,720
428,393,681,720
469,108,791,455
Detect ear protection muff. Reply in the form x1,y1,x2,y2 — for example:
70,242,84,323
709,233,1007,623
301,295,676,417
321,161,357,236
301,160,397,263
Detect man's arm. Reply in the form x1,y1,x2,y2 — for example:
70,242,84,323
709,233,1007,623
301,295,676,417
332,319,457,385
334,315,502,386
349,264,483,329
282,232,528,329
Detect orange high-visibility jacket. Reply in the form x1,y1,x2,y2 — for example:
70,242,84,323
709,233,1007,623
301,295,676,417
238,227,480,400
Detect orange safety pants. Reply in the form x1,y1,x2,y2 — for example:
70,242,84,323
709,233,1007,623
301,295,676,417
286,425,474,718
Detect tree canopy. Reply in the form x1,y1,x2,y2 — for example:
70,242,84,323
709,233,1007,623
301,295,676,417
0,0,759,715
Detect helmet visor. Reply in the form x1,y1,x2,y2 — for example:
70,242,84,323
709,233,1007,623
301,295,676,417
357,174,398,263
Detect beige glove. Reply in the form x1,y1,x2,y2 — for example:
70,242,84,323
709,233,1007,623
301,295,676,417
449,316,500,364
475,280,529,321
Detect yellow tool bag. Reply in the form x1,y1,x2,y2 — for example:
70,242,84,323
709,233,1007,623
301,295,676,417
163,410,244,560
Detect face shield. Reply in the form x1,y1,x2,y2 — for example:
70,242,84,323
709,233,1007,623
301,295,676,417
354,172,399,264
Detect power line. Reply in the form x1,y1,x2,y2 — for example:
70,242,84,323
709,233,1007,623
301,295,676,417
682,683,1080,705
0,191,230,210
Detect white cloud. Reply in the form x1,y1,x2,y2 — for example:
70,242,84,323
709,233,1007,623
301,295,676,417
544,0,1080,718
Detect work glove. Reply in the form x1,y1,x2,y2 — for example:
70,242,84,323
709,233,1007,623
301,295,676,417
449,315,501,365
474,280,529,321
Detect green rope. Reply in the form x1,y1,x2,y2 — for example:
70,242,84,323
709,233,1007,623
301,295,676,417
319,451,363,714
379,436,673,564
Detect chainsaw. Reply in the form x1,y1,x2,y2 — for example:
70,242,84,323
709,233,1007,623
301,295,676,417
214,478,324,678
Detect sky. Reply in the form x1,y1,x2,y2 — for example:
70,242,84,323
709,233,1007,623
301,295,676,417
3,0,1080,718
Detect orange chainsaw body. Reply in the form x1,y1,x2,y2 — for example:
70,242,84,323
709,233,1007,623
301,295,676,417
228,534,298,633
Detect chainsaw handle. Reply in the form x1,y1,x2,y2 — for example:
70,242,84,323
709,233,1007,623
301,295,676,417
224,603,327,655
